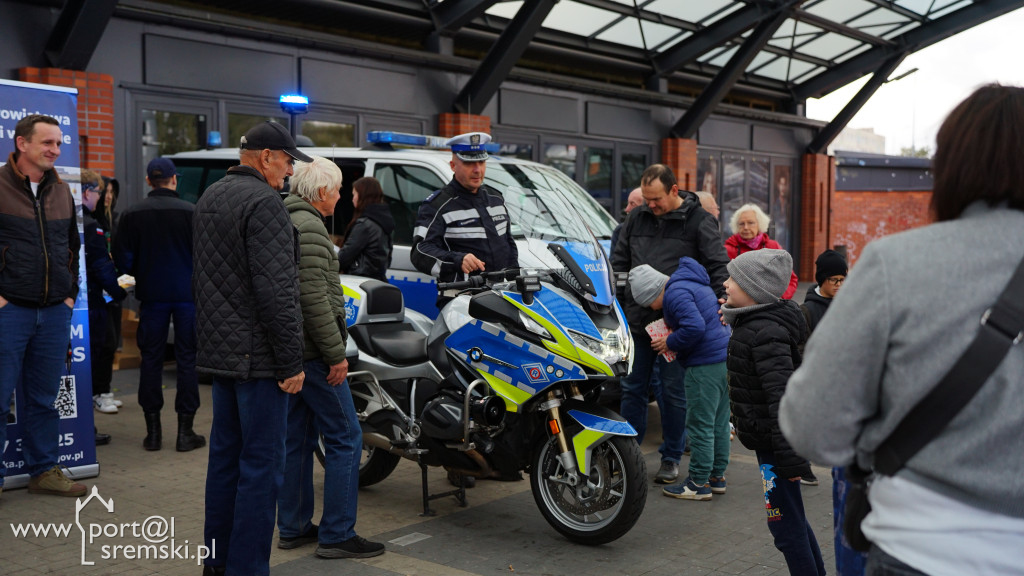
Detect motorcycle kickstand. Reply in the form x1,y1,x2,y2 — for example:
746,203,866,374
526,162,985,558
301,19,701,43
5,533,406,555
418,459,467,517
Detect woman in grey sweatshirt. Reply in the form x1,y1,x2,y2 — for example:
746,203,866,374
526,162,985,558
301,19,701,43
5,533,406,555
780,84,1024,576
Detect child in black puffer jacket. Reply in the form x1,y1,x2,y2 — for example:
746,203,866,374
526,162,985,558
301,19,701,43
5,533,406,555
720,249,824,576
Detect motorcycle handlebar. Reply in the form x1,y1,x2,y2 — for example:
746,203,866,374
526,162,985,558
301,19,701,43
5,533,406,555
436,268,522,293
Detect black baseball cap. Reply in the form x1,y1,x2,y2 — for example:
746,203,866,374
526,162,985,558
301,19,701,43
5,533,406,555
239,121,313,163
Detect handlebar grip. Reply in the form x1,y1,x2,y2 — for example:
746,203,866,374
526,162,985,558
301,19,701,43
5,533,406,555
437,275,485,292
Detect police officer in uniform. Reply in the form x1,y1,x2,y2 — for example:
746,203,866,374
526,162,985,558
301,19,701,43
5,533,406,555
411,132,518,305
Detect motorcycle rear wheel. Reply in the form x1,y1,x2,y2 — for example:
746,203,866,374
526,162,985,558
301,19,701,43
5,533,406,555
530,435,647,545
315,435,401,487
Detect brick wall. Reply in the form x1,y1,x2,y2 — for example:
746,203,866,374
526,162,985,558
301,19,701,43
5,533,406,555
18,67,115,174
798,153,834,280
832,190,932,267
661,138,697,191
438,113,491,138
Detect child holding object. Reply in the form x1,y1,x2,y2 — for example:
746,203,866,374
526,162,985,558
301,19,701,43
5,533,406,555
628,259,731,500
719,249,824,576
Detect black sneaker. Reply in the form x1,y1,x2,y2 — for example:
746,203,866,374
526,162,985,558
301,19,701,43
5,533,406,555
316,535,385,559
801,472,819,486
447,470,476,489
278,524,319,550
654,460,679,484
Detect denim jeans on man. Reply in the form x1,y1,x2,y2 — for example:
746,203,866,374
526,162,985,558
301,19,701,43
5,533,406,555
0,302,73,486
757,451,826,576
204,377,287,576
278,359,362,544
620,332,686,462
683,361,729,485
137,301,199,414
865,546,927,576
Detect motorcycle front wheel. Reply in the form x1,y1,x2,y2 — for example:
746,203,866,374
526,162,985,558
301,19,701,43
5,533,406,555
530,435,647,545
315,434,401,487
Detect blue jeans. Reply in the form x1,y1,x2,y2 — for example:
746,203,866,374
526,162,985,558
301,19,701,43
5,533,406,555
204,377,288,576
833,466,869,576
757,451,826,576
277,359,362,544
683,362,730,485
0,302,73,484
620,332,687,462
137,301,199,414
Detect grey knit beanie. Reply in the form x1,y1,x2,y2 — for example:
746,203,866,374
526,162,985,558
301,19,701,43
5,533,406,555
628,264,669,308
726,249,792,304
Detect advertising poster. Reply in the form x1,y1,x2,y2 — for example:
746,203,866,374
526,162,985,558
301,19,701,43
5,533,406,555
0,78,98,486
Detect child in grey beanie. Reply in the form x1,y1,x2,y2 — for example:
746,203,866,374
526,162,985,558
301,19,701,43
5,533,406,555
628,264,669,308
721,249,793,326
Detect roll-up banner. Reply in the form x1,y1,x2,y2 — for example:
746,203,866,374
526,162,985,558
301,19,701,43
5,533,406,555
1,78,98,486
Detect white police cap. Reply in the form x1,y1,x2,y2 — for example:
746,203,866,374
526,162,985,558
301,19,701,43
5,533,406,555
446,132,491,162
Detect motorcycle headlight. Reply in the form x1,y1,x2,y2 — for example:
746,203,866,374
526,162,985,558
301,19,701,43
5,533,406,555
570,327,631,365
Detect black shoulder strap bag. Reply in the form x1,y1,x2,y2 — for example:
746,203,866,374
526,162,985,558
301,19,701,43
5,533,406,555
844,254,1024,552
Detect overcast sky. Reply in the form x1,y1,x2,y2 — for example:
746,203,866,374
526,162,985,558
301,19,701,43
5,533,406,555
806,6,1024,155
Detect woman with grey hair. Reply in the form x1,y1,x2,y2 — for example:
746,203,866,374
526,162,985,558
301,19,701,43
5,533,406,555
725,203,798,300
277,155,385,560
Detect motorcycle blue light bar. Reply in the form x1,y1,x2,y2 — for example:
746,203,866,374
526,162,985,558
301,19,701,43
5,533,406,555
367,131,501,153
279,94,309,113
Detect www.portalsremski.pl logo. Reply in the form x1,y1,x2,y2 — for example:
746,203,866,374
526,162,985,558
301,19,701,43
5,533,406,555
9,486,214,566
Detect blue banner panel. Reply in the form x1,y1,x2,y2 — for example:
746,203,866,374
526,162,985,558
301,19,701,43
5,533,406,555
1,79,98,486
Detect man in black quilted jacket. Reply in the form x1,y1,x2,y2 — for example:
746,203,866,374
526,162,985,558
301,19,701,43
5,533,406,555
193,121,310,576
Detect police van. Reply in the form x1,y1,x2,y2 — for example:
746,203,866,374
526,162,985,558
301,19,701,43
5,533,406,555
169,131,618,318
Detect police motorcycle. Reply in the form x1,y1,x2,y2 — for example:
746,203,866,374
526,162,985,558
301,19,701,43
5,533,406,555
331,187,645,545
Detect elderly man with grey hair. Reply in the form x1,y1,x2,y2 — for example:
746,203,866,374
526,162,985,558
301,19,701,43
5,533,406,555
277,155,385,560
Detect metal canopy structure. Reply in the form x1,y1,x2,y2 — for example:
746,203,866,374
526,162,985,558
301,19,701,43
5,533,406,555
47,0,1024,144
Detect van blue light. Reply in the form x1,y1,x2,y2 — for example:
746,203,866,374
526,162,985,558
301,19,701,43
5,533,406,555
367,131,500,153
279,94,309,113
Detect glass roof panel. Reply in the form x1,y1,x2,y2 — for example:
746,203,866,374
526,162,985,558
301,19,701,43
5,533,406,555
541,1,620,37
795,32,864,61
804,0,878,24
754,57,817,82
745,52,779,74
832,42,873,64
895,0,938,16
485,1,522,20
789,64,826,84
644,0,734,24
882,20,921,38
769,20,825,49
848,7,910,29
706,46,739,67
596,17,684,50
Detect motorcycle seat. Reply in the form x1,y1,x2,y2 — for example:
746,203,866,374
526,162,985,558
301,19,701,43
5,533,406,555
369,330,429,366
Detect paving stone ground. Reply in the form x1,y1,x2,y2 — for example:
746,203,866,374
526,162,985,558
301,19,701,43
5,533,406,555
0,365,835,575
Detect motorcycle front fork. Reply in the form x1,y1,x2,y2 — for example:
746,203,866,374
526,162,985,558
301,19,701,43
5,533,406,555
540,388,584,486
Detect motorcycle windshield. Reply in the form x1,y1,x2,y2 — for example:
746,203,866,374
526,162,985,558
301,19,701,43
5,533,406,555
500,185,615,307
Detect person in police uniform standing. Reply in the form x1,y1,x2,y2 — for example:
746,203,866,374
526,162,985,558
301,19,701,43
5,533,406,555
411,132,518,305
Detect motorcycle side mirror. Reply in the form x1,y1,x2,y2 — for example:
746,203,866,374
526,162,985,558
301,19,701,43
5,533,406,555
516,275,541,305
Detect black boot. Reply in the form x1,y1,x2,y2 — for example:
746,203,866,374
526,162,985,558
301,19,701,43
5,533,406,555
95,426,111,446
201,565,225,576
176,413,207,452
143,412,161,451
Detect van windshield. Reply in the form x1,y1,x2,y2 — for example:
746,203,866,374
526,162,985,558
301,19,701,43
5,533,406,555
485,162,616,240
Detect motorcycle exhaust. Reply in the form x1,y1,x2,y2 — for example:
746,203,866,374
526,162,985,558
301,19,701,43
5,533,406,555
363,432,407,458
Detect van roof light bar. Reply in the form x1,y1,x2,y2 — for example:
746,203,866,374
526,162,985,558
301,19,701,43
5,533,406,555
366,131,500,153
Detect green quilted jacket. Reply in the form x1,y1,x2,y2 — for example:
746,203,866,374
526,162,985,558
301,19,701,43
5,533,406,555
284,194,348,364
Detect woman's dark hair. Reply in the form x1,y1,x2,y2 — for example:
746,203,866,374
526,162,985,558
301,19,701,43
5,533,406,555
931,84,1024,221
345,176,385,236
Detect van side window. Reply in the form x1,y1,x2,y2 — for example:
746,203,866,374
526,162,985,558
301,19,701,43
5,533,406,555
374,163,446,246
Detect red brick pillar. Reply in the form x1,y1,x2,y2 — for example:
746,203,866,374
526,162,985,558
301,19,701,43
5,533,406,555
661,138,697,191
437,113,491,138
18,67,115,175
799,153,836,280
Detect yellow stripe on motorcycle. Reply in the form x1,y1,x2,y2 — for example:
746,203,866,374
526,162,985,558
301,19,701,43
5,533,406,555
479,371,530,413
505,296,614,377
572,428,609,473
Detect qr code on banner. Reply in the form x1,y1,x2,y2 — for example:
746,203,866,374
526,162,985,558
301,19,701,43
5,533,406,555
55,375,78,419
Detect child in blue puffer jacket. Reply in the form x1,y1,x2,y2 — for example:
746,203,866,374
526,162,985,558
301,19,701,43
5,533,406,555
628,257,731,500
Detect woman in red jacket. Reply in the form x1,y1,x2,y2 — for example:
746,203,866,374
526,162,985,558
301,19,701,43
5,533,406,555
725,204,798,299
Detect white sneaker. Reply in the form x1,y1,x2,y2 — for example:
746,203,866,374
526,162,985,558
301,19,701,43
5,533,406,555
100,392,123,407
93,395,118,414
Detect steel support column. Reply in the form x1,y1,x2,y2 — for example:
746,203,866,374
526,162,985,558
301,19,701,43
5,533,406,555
44,0,119,70
805,53,906,154
452,0,557,114
670,10,790,139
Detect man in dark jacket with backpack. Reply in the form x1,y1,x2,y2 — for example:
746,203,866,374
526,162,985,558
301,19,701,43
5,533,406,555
193,121,309,576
